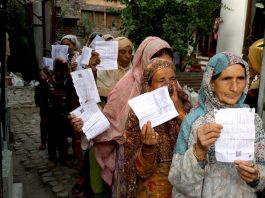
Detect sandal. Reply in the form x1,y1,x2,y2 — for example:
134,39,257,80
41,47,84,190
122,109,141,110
38,144,46,150
72,183,84,195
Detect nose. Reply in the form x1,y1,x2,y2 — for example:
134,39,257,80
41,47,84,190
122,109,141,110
230,79,238,91
125,52,131,59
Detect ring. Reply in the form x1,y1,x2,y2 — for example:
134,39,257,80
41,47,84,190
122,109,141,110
152,135,156,139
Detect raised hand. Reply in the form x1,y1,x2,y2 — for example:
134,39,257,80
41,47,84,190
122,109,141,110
141,121,159,146
196,123,223,156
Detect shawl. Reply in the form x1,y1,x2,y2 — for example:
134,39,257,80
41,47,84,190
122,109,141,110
96,37,133,97
175,52,249,155
124,58,189,197
248,38,263,90
93,36,171,186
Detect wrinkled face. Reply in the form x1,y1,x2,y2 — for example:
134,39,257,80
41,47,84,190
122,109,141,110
61,38,75,53
149,67,176,95
118,45,133,68
210,64,247,106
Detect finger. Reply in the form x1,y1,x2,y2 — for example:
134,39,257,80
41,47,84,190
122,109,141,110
171,82,178,97
141,123,147,139
200,137,219,148
145,122,154,137
236,166,258,182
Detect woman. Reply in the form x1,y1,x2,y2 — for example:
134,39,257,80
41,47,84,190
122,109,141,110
168,52,265,197
69,36,176,194
60,34,80,71
92,36,174,187
124,58,191,197
97,36,133,102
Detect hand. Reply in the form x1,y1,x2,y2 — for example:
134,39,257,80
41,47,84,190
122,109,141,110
68,114,83,133
70,62,77,72
88,51,100,67
141,121,159,146
169,82,185,113
85,51,100,78
235,160,260,183
196,123,223,155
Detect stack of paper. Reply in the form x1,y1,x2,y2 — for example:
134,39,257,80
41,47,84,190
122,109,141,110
70,68,110,141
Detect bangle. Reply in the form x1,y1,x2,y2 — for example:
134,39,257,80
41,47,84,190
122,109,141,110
193,144,206,161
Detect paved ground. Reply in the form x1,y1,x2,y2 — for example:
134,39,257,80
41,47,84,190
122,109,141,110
8,86,83,198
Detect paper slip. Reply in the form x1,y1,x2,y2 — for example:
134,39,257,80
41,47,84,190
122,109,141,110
71,68,100,105
95,41,118,70
80,47,92,65
42,57,54,70
75,56,83,71
128,86,178,128
214,108,255,162
51,45,69,61
90,35,105,50
70,102,110,141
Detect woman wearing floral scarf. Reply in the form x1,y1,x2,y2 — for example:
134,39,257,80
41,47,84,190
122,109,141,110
124,58,191,197
169,52,265,197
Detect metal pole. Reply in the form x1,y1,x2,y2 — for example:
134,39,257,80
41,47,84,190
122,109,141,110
0,0,7,196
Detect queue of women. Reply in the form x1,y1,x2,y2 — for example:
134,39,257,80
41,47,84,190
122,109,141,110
37,31,265,197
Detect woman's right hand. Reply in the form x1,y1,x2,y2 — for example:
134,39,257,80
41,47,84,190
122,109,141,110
68,114,84,133
196,123,223,155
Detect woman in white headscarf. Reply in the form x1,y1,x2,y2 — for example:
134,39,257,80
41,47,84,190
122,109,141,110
97,36,133,102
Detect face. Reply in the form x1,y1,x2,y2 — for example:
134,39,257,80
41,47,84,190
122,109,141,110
210,64,247,106
61,38,75,53
149,67,177,95
118,45,133,68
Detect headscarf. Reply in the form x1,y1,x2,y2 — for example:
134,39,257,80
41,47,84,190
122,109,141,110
60,34,80,50
114,36,133,51
248,38,263,89
175,52,249,155
93,36,171,185
97,37,133,97
103,34,114,41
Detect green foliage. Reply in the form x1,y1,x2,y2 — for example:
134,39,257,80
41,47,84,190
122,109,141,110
119,0,222,61
6,0,39,81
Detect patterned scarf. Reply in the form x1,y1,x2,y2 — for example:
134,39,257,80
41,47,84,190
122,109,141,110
175,52,249,155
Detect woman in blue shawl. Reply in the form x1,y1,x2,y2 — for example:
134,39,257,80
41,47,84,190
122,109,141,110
168,52,265,197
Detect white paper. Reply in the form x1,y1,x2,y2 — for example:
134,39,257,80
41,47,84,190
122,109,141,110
70,102,110,141
80,47,92,65
51,45,69,61
75,56,83,71
42,57,54,70
128,86,178,128
214,108,255,162
90,35,105,50
71,68,100,105
95,41,118,70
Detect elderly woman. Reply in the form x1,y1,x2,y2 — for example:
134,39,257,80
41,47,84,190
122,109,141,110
60,34,80,71
96,36,133,101
168,52,265,197
123,58,191,197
